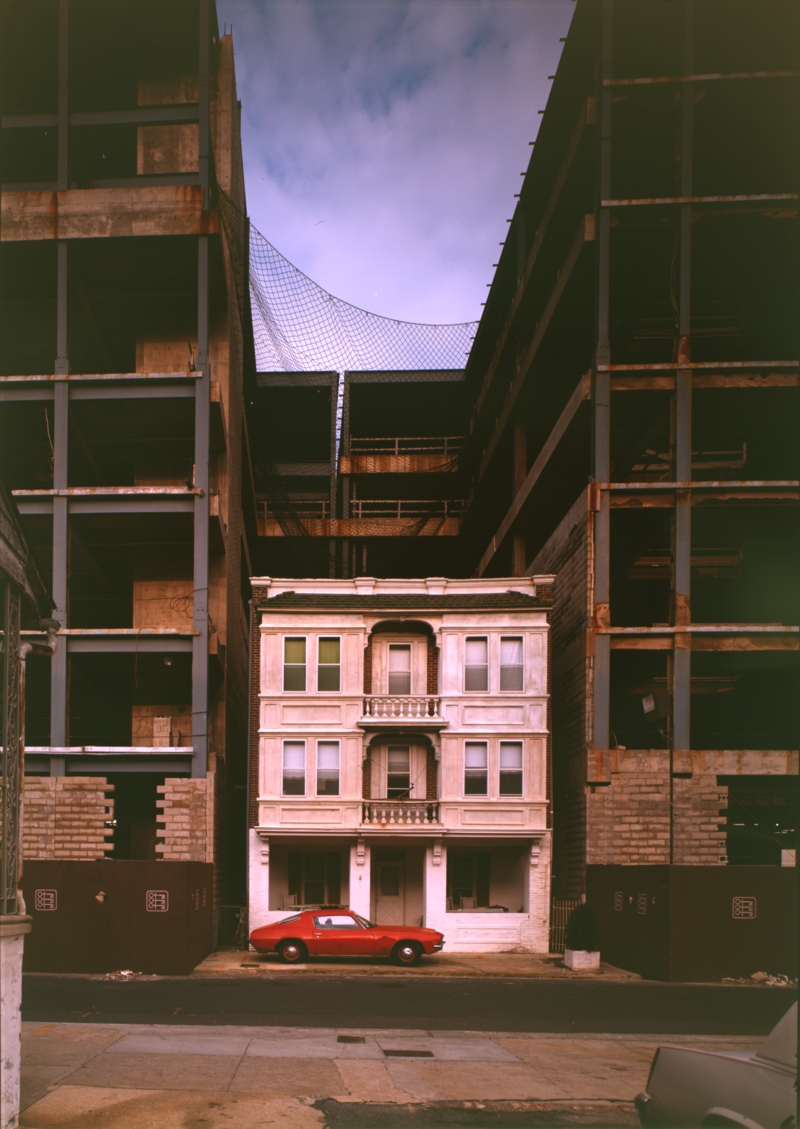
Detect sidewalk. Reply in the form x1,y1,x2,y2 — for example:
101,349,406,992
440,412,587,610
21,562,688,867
194,949,642,979
19,1020,757,1128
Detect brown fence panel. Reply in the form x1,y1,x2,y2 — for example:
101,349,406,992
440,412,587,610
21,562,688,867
587,865,797,982
22,860,213,975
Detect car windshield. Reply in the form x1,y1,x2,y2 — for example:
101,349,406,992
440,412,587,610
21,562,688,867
354,914,375,929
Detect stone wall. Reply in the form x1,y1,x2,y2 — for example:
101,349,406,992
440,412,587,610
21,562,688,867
22,777,114,860
156,776,214,862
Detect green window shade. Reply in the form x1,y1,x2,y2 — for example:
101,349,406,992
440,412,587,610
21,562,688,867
284,637,306,691
318,637,340,691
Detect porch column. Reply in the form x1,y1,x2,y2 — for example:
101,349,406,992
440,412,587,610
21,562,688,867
349,838,371,918
422,837,446,933
249,831,270,940
521,835,552,953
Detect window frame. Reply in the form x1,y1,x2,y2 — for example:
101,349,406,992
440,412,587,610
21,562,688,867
387,642,412,695
315,739,341,797
499,635,524,693
281,739,306,796
317,635,342,693
464,636,489,693
464,740,489,797
499,740,524,796
283,635,307,692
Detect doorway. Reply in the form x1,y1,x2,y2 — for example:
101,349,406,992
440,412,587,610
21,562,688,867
376,859,405,925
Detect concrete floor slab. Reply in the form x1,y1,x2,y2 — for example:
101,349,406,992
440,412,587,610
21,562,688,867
20,1065,79,1111
246,1035,382,1059
384,1060,569,1101
104,1031,251,1057
333,1060,417,1103
20,1024,125,1066
19,1086,324,1129
229,1056,344,1097
375,1036,521,1062
61,1053,238,1092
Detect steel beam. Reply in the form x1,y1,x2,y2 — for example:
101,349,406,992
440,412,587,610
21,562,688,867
192,236,210,778
57,0,68,191
199,0,210,209
67,637,194,654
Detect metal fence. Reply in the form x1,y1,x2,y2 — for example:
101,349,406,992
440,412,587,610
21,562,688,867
549,898,580,954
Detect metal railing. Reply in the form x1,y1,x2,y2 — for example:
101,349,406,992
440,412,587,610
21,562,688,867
350,436,463,456
362,801,440,826
362,696,441,720
349,499,462,519
549,898,580,954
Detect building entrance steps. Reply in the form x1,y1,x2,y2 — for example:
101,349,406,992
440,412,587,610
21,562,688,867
195,948,640,979
20,1021,759,1128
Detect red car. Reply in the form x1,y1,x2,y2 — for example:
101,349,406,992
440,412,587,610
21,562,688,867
250,909,444,966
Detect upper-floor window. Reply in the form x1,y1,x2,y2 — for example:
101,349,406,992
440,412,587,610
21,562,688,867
464,741,488,795
388,644,411,695
282,740,306,795
316,740,340,796
500,637,523,691
465,637,488,692
284,637,306,691
317,637,341,692
499,741,523,796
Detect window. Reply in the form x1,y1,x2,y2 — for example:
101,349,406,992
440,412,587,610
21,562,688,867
317,637,340,692
388,644,411,694
465,637,488,691
302,854,326,903
283,637,306,691
447,852,490,909
387,746,411,798
287,850,341,906
316,740,340,796
282,740,306,795
313,913,361,929
499,742,523,796
464,742,488,796
500,636,523,691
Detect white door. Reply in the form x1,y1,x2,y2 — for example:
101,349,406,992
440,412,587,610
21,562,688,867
376,861,405,925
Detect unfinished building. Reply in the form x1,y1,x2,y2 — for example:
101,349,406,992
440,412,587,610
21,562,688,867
1,0,253,965
459,0,798,900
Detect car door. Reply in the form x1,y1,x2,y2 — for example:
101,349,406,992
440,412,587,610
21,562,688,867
310,913,376,956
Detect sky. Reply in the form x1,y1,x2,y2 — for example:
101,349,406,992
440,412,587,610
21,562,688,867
216,0,575,328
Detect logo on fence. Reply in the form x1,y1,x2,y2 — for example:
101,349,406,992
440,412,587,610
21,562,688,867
194,889,200,910
146,890,169,912
614,891,623,911
732,897,756,920
35,889,57,911
637,894,647,915
203,887,207,907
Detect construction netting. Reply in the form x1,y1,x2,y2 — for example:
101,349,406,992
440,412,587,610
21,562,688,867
219,190,480,575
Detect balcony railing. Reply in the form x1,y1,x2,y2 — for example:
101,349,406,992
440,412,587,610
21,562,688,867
362,801,440,826
362,696,441,720
350,436,463,456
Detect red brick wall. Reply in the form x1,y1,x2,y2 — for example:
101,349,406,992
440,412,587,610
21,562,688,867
362,756,372,799
426,636,438,694
426,749,438,800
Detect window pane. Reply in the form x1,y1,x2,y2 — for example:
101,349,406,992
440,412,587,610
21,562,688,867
388,645,411,671
387,748,411,798
499,742,523,796
284,638,306,663
380,866,401,897
387,747,410,771
388,671,411,694
500,636,523,691
464,743,488,795
465,639,487,664
465,666,488,691
318,638,340,664
284,666,306,692
318,665,340,692
283,742,305,795
465,637,488,691
316,741,340,796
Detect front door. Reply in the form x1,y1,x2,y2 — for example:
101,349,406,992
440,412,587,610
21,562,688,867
376,861,404,925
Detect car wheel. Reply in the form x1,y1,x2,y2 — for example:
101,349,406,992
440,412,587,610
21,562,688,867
393,941,421,966
278,940,307,964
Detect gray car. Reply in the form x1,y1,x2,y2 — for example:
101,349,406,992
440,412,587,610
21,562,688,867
635,1002,797,1129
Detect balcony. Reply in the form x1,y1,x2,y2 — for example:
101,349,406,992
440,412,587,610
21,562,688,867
359,696,446,729
361,801,441,827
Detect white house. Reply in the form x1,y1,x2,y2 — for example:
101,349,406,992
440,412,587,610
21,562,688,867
247,576,553,953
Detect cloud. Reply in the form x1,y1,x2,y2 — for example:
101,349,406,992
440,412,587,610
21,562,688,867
217,0,574,324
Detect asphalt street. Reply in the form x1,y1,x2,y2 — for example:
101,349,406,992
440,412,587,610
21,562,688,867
22,974,796,1035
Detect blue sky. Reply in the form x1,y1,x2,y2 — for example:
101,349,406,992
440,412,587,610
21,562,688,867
216,0,574,325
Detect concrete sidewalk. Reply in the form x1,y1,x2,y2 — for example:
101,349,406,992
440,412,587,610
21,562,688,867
18,1020,757,1128
194,948,641,979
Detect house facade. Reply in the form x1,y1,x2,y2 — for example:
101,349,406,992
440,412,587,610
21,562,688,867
247,576,554,953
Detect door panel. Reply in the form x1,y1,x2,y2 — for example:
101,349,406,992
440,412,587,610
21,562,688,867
376,862,405,925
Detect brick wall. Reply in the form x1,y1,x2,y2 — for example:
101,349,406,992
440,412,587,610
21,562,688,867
156,776,214,862
362,756,372,800
529,489,592,897
587,772,728,866
426,636,438,694
22,777,114,860
426,749,438,801
363,639,373,693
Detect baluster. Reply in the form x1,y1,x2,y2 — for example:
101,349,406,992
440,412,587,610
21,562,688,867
422,807,429,825
388,807,396,825
414,806,421,825
372,805,379,825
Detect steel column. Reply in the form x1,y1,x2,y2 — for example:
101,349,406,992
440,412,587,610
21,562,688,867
57,0,69,190
192,236,210,779
51,240,70,772
198,0,210,209
1,583,22,913
330,375,339,579
340,373,351,578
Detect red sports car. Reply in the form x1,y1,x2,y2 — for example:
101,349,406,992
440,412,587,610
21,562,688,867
250,909,445,966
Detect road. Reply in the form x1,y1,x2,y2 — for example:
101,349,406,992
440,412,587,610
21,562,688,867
22,974,795,1035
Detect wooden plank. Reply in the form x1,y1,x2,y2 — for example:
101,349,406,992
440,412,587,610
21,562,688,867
258,517,459,538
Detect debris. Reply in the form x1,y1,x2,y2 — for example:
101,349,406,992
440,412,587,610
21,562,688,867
103,969,141,980
750,971,768,982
